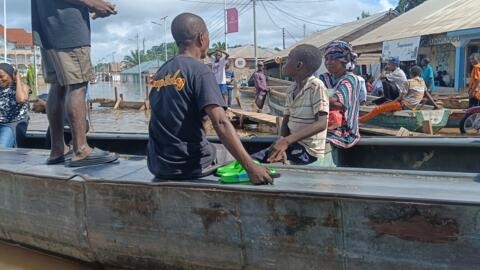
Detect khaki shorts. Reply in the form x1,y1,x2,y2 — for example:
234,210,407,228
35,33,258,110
41,46,94,87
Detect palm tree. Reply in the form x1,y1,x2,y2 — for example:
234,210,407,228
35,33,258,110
123,50,148,68
395,0,426,13
212,41,226,51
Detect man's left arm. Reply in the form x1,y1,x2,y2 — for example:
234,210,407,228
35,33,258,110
222,51,230,60
267,111,327,163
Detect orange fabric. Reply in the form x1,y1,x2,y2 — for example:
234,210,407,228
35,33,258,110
359,101,403,123
468,64,480,94
328,109,343,130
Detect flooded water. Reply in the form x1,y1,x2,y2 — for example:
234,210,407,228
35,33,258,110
30,81,276,136
0,242,91,270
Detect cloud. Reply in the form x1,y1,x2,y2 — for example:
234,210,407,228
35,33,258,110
8,0,394,63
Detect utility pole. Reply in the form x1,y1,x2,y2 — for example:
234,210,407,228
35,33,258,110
224,0,228,53
3,0,6,62
282,28,285,50
134,33,143,93
162,16,168,61
253,0,257,67
303,24,306,39
153,17,168,62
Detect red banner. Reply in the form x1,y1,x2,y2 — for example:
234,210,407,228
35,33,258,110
226,8,238,33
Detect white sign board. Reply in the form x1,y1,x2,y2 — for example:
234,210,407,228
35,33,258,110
382,36,421,62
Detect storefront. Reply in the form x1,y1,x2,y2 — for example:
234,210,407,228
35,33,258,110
419,34,457,89
447,27,480,91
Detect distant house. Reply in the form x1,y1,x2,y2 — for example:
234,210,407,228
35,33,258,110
265,10,398,79
352,0,480,91
120,60,164,85
0,25,36,74
205,45,276,83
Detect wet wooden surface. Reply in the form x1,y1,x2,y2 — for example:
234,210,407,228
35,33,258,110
1,147,480,205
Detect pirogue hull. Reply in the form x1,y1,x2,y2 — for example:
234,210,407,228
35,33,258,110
1,148,479,269
359,106,452,133
23,132,480,173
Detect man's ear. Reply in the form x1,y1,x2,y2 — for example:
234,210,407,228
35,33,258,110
198,32,208,47
296,61,303,69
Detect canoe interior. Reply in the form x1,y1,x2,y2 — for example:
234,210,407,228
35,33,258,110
24,131,480,173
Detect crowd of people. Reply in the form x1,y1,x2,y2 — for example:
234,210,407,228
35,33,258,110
3,2,478,185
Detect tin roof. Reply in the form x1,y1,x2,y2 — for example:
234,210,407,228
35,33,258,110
268,11,396,60
121,60,164,74
0,25,33,46
227,45,275,59
353,0,480,46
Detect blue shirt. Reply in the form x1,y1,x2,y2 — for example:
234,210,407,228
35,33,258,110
422,64,435,91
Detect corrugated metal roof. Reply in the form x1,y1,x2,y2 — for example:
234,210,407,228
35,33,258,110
270,11,394,59
121,60,164,74
227,45,275,59
353,0,480,46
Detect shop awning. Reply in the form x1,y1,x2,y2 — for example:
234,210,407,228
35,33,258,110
356,53,382,66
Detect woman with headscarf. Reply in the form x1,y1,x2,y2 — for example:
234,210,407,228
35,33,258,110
0,63,29,147
319,40,360,166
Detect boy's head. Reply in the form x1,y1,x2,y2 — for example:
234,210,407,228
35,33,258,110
410,65,422,77
171,13,209,58
283,44,322,78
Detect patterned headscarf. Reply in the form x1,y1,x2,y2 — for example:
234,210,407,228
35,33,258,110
324,40,357,71
0,62,14,80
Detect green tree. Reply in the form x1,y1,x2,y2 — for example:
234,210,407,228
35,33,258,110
357,11,371,20
26,64,35,96
395,0,427,13
212,41,226,51
123,49,149,68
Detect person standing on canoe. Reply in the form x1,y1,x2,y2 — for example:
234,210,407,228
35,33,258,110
319,40,360,166
253,61,269,112
147,13,273,185
253,44,329,165
31,0,119,166
358,66,440,123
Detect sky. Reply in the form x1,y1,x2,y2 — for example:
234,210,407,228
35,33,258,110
7,0,396,63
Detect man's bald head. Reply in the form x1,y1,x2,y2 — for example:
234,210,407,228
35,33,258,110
171,13,208,48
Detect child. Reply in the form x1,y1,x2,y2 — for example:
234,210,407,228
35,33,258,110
252,44,329,165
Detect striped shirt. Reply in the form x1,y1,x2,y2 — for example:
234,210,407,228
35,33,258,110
284,76,329,157
401,77,426,109
320,72,361,149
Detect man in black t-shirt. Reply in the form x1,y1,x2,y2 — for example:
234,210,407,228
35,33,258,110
147,13,273,184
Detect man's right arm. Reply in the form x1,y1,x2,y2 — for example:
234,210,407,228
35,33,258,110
65,0,117,18
205,105,273,185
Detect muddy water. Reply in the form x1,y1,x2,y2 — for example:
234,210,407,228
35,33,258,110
0,242,92,270
29,81,277,136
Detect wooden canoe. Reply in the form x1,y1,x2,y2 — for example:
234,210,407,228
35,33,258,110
360,106,451,134
1,147,480,270
23,131,480,173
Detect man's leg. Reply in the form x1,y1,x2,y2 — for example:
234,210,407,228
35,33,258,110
359,101,403,123
227,87,233,107
46,82,68,159
65,82,92,160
